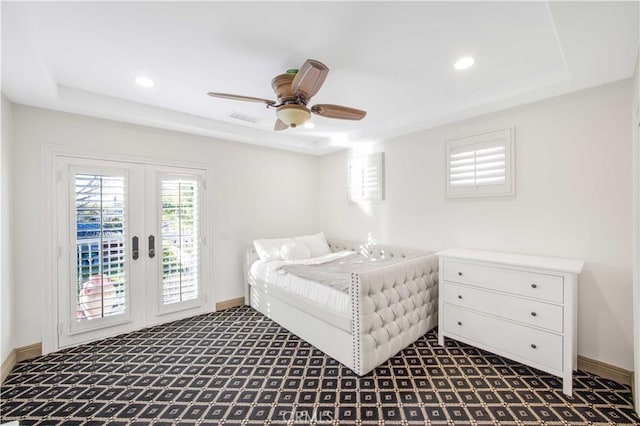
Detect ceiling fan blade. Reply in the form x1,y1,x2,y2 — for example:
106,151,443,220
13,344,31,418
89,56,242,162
310,104,367,120
207,92,276,106
291,59,329,100
274,118,289,131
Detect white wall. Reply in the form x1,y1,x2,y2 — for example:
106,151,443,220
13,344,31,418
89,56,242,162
319,80,634,370
8,80,636,372
11,105,318,348
1,95,15,362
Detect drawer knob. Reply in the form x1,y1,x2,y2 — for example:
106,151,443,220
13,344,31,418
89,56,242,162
530,312,537,317
457,295,462,300
531,344,537,349
458,272,463,277
457,321,462,326
531,283,537,289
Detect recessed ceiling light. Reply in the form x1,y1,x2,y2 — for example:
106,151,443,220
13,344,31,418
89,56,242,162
135,75,155,88
304,122,315,129
454,57,475,70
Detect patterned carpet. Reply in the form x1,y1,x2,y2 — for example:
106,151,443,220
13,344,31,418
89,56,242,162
1,306,638,425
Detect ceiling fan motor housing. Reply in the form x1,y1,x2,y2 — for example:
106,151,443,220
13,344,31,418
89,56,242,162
271,73,299,103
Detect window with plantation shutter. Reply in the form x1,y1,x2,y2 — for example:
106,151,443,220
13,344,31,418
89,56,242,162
348,152,385,203
446,128,514,198
160,177,200,306
74,173,127,323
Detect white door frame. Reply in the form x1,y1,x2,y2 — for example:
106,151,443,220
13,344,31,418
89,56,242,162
633,45,640,413
145,166,209,325
40,145,216,354
57,158,146,348
634,118,639,414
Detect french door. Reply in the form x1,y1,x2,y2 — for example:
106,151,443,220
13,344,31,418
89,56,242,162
56,156,209,348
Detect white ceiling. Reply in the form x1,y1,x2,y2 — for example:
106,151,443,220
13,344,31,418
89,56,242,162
2,1,638,155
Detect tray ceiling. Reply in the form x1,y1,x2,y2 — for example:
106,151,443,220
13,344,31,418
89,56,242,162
2,2,638,155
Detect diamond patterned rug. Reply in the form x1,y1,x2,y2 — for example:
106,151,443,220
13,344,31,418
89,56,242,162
1,306,638,425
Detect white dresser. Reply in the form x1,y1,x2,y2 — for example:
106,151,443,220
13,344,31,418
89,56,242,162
437,249,584,396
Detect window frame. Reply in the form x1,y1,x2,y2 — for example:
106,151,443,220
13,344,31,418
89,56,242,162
155,171,204,316
445,128,515,198
347,152,385,203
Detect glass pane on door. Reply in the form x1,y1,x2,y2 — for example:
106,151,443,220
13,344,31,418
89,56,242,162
74,174,126,321
161,178,199,305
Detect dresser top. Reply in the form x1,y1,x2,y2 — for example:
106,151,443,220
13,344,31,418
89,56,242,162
436,248,584,274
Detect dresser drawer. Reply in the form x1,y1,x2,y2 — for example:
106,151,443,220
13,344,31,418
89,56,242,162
442,260,564,303
442,305,563,372
442,282,563,333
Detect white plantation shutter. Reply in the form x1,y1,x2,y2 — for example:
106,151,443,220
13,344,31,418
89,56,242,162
73,173,127,323
446,128,514,197
161,177,200,306
348,153,385,202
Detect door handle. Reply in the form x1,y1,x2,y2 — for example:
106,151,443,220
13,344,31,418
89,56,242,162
132,236,139,260
148,235,155,258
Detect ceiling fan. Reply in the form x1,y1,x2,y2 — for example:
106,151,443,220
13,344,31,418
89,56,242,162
207,59,367,131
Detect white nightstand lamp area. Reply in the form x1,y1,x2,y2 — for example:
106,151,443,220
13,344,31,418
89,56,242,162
436,248,584,396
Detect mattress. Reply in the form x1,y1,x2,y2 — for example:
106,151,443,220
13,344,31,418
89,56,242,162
249,253,352,317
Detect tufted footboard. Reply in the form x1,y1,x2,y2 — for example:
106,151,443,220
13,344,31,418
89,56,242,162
350,255,439,375
245,239,438,376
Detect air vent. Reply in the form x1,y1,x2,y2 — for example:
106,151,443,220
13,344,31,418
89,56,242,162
230,112,259,124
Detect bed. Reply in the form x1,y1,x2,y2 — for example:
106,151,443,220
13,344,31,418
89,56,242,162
243,235,439,375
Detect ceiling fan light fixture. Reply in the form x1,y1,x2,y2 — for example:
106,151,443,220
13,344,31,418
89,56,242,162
276,104,311,128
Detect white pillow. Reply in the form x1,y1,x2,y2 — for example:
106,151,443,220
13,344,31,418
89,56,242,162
293,232,331,258
280,241,311,261
253,238,293,261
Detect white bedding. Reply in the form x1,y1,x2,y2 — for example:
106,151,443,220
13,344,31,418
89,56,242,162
249,251,353,315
